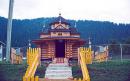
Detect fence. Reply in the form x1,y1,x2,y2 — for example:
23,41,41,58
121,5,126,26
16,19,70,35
0,46,28,62
0,44,130,62
90,44,130,62
24,48,41,79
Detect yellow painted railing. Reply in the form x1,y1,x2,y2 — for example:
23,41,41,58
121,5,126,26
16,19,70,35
23,48,41,81
78,47,92,81
23,76,39,81
74,78,89,81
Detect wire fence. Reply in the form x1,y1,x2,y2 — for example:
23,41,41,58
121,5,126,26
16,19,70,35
0,46,28,61
91,44,130,61
0,44,130,61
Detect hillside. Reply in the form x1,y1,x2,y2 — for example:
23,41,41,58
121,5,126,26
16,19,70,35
0,16,130,47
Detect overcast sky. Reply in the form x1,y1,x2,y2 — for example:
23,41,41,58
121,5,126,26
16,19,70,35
0,0,130,23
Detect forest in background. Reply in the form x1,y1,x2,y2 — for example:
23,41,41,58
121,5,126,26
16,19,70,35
0,16,130,55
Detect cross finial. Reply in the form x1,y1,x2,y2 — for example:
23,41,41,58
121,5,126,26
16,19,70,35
58,8,62,16
59,13,61,16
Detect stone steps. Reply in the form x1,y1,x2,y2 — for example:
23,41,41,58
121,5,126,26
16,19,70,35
42,78,73,81
45,58,73,79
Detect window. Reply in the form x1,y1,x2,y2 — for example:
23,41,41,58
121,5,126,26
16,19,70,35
58,32,62,36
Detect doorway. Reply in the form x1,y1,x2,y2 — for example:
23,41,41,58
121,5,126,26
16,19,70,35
55,40,65,57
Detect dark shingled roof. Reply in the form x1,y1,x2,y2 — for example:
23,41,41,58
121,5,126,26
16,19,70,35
49,29,71,32
42,14,79,34
49,14,70,25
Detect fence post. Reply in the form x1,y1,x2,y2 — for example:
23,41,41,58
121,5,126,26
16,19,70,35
23,76,26,81
27,77,30,81
78,78,82,81
31,77,34,81
120,44,123,62
74,78,77,81
35,76,39,81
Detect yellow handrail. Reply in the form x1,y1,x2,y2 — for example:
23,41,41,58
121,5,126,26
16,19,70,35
23,76,39,81
24,48,41,80
78,47,92,81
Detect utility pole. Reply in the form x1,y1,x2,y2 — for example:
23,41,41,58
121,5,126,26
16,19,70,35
0,45,3,61
120,44,123,62
6,0,14,61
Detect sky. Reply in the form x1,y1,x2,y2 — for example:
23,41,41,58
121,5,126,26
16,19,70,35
0,0,130,24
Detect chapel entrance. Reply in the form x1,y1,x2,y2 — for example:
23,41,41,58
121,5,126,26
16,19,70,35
55,40,65,58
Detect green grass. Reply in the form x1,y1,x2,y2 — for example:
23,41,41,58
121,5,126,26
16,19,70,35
0,60,130,81
0,62,27,81
35,65,46,77
72,60,130,81
0,61,46,81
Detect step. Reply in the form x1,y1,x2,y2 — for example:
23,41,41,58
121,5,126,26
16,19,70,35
45,73,72,79
43,79,73,81
45,73,72,76
47,67,71,70
49,63,68,66
45,75,73,79
45,69,72,75
45,63,73,79
46,70,72,73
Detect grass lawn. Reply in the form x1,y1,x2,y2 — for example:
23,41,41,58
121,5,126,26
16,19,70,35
72,60,130,81
0,62,27,81
0,61,46,81
0,60,130,81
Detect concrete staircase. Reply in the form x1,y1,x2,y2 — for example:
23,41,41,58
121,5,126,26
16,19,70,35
45,58,73,79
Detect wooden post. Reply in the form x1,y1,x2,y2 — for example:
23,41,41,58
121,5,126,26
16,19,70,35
27,77,30,81
31,77,34,81
78,48,80,65
23,76,26,81
35,76,39,81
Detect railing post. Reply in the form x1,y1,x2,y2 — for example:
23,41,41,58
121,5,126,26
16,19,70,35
23,76,26,81
27,77,30,81
31,77,34,81
35,76,39,81
78,78,82,81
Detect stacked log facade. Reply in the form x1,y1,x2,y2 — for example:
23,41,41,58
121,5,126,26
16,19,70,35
33,14,85,60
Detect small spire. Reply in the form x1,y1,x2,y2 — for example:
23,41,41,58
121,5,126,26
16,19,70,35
58,8,62,16
89,37,92,49
59,18,61,24
59,13,62,24
42,23,46,32
74,21,77,28
43,23,45,28
28,39,31,48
